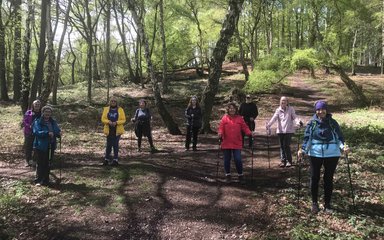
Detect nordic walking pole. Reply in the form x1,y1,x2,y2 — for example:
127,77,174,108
345,152,356,210
297,149,302,208
266,122,271,169
58,136,62,183
217,138,221,182
251,136,254,183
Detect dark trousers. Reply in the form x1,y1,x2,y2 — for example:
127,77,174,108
223,149,243,175
136,126,154,149
24,134,34,164
242,121,255,147
185,126,199,149
309,156,339,206
278,133,293,164
105,135,121,160
35,149,53,184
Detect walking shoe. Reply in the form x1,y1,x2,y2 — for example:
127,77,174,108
225,175,232,183
137,148,142,152
102,159,109,166
279,162,286,168
285,162,292,168
311,202,320,214
111,159,119,166
192,147,197,151
150,147,158,154
324,204,333,214
238,175,246,184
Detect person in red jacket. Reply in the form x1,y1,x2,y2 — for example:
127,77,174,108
218,102,256,184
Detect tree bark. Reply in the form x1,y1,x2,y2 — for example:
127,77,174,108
21,0,34,112
13,0,22,102
105,0,111,102
200,0,245,133
30,0,49,106
0,0,10,101
40,2,55,104
159,0,169,94
127,0,181,135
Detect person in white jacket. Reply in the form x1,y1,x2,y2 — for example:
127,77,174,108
266,96,302,167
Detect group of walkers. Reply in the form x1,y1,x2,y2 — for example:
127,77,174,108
22,95,350,214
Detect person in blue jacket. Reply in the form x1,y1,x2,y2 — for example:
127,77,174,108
33,105,61,186
298,101,349,214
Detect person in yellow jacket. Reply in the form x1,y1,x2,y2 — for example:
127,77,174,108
101,96,126,166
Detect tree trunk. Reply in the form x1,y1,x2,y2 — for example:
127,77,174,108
330,63,368,106
201,0,245,133
105,0,111,102
159,0,169,94
40,2,55,104
0,0,9,101
21,0,34,112
382,0,384,75
86,1,93,103
112,0,136,83
235,28,249,81
52,0,72,104
351,29,357,76
66,27,76,85
30,0,49,105
127,0,181,135
13,0,22,102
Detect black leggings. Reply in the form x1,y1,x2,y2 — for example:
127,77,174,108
185,126,199,149
309,156,339,206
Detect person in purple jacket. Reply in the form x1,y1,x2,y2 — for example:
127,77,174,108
23,100,42,167
266,96,302,167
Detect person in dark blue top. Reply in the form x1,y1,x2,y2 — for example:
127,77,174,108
298,100,350,214
184,96,202,151
33,105,61,186
131,99,157,153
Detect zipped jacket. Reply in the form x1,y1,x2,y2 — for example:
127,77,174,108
33,117,61,151
23,110,41,135
301,114,345,158
101,106,126,136
218,114,252,149
185,106,202,128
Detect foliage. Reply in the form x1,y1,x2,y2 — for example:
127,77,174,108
243,69,282,93
290,48,320,72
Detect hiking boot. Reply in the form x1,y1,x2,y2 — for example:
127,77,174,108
111,159,119,166
225,175,232,183
192,147,197,151
311,202,320,214
286,162,292,168
238,175,246,184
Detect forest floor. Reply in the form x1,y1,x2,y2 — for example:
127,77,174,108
0,63,383,240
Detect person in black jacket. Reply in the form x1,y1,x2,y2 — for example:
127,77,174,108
239,94,258,147
131,99,157,153
184,96,202,151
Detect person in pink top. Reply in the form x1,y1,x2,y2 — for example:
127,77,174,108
266,96,302,167
218,102,256,184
